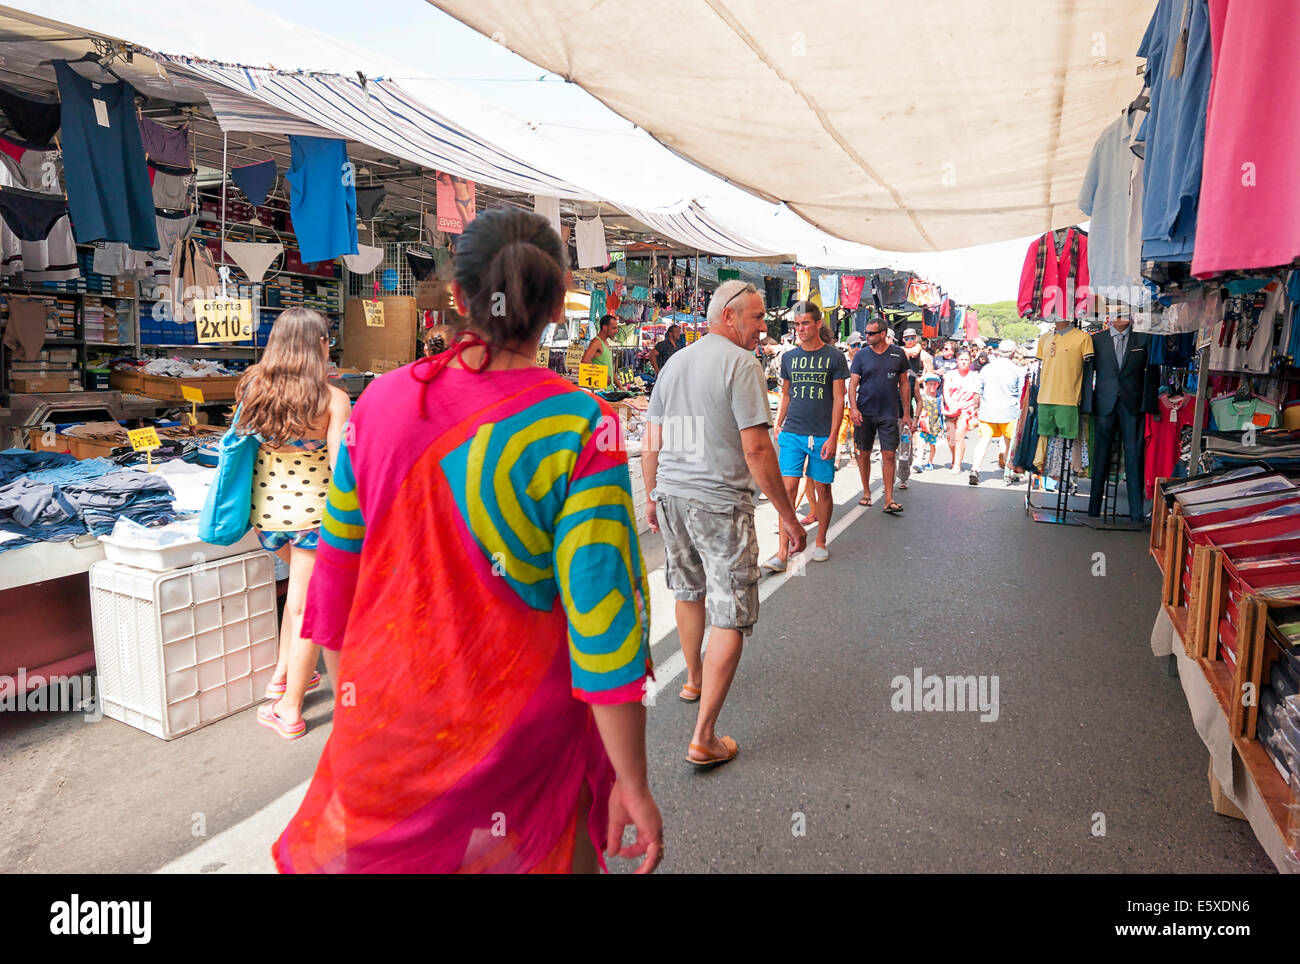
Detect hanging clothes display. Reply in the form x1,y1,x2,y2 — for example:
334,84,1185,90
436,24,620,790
285,135,357,264
763,276,783,308
588,287,606,328
1135,0,1212,263
533,194,561,235
1017,228,1090,320
52,60,158,250
405,248,437,281
167,237,219,322
2,297,48,360
138,117,190,170
840,275,865,310
0,83,60,148
231,159,277,207
818,273,839,308
224,241,284,284
150,166,193,211
152,210,196,264
342,244,385,275
964,307,980,341
1144,393,1198,496
796,267,811,301
1208,277,1285,374
355,186,386,221
0,181,79,283
574,215,607,269
1192,1,1300,277
1079,109,1144,297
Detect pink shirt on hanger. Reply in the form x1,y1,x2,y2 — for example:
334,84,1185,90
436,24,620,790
1192,0,1300,277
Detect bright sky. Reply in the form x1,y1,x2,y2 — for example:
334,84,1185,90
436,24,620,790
21,0,1032,302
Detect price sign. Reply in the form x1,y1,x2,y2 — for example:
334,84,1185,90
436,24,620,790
684,329,699,343
128,427,161,451
565,343,585,373
535,343,550,366
180,386,205,404
617,367,635,385
578,364,609,389
363,300,385,327
195,299,253,343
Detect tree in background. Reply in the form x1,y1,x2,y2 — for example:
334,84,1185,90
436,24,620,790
971,301,1041,344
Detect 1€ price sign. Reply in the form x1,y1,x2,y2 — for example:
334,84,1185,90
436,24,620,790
578,364,609,389
195,299,253,343
363,300,385,327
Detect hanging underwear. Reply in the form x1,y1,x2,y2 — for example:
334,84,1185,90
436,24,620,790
138,117,190,169
355,186,386,221
0,83,61,149
405,247,436,281
0,188,78,282
2,297,48,360
0,186,69,242
342,244,384,275
155,209,197,258
151,168,193,211
231,159,277,207
224,241,284,284
92,242,151,279
0,136,23,164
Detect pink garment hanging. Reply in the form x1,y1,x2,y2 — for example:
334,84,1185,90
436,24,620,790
840,275,866,310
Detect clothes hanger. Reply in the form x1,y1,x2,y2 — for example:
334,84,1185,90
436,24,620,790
41,50,125,84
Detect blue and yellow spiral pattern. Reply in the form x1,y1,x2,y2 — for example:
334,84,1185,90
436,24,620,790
441,392,648,695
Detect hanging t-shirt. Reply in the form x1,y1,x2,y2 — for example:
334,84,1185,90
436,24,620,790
1134,0,1212,262
1192,1,1300,276
1210,278,1284,374
285,136,357,264
574,216,607,269
53,60,158,250
1209,395,1279,432
796,267,811,301
840,275,866,310
1145,395,1198,497
533,194,561,236
1079,110,1142,297
1035,327,1095,406
818,273,839,308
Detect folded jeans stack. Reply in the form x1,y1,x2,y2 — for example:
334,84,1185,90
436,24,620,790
62,469,176,535
0,477,85,549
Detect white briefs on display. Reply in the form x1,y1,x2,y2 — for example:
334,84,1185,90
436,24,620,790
341,243,384,275
223,241,284,284
575,214,607,269
533,194,561,235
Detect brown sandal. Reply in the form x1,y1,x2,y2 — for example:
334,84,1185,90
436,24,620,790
686,736,739,769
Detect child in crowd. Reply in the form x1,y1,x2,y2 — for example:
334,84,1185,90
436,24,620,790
917,372,943,470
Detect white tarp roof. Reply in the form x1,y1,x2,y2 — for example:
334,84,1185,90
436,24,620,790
428,0,1151,252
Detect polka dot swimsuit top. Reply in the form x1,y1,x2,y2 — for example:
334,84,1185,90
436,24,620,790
250,438,331,532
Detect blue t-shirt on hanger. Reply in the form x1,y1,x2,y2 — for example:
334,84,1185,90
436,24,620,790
285,135,358,264
53,60,158,250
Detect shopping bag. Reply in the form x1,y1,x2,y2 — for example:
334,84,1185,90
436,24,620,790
198,406,259,545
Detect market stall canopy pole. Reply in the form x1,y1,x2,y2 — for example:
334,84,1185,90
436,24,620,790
428,0,1149,252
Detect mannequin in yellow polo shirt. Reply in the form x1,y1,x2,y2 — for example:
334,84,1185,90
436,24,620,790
1034,320,1094,470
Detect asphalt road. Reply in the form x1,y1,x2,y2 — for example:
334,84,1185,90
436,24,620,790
0,437,1275,873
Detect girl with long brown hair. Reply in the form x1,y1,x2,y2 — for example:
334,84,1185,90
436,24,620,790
236,307,351,739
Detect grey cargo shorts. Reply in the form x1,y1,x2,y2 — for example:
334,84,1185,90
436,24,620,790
654,491,761,635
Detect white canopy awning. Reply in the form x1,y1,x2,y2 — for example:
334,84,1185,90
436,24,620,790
428,0,1150,252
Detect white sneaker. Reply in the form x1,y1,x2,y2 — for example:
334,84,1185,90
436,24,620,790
761,554,787,573
810,546,830,562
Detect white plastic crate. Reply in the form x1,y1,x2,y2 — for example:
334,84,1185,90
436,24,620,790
98,526,262,571
89,550,279,740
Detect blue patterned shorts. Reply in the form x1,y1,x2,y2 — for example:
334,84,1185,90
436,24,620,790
255,527,320,551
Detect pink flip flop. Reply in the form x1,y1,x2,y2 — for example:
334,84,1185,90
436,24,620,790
264,671,322,701
257,703,306,740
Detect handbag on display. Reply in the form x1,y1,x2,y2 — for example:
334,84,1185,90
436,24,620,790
198,406,260,545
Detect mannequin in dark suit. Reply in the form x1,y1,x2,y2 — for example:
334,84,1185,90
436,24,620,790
1088,322,1152,522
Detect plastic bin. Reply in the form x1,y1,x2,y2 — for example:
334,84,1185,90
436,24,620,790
89,550,278,740
98,526,261,572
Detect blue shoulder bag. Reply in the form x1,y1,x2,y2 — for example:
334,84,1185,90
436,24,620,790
198,405,260,545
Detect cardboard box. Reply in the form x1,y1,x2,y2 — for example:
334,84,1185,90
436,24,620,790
342,295,417,372
416,279,454,311
11,375,71,393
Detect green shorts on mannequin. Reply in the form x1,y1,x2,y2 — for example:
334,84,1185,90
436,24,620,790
1037,403,1079,440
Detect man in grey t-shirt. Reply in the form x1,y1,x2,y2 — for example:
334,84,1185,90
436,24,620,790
645,280,806,769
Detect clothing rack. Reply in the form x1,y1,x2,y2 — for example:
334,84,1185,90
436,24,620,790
1026,437,1087,525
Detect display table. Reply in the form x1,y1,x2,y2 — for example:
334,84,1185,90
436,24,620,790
0,536,106,693
1151,603,1297,873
